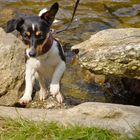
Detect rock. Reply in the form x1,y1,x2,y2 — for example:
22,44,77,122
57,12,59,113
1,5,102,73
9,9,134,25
0,102,140,136
103,76,140,105
72,28,140,79
0,28,25,106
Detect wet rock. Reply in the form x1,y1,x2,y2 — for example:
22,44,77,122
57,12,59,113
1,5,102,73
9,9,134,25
0,28,25,106
72,28,140,79
0,102,140,136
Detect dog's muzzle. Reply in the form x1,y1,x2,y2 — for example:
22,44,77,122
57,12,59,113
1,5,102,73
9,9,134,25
26,47,36,58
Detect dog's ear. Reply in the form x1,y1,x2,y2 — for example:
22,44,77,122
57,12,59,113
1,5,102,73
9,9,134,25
40,2,59,26
6,18,24,33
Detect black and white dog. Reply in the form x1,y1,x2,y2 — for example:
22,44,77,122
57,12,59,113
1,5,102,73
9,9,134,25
6,3,66,105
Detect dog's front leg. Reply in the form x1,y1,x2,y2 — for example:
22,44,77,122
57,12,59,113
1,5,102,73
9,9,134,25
19,62,35,104
50,61,66,103
38,74,49,101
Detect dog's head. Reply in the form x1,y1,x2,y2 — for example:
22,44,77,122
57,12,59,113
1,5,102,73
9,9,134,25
6,2,59,57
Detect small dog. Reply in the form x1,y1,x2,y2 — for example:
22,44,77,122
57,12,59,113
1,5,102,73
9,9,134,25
6,2,66,104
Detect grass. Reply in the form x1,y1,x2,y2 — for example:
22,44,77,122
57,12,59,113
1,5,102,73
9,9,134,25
0,117,139,140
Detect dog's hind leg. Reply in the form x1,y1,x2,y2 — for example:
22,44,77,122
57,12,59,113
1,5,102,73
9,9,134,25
50,61,66,103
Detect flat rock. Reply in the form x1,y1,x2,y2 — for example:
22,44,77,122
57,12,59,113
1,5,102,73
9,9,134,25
72,28,140,79
0,102,140,136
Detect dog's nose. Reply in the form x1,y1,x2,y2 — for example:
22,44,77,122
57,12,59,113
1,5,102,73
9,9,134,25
29,51,36,57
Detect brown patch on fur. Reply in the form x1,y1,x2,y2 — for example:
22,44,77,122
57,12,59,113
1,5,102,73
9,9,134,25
36,44,43,56
36,33,53,56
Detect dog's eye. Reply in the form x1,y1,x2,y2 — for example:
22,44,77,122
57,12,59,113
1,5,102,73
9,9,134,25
35,31,41,36
35,31,43,38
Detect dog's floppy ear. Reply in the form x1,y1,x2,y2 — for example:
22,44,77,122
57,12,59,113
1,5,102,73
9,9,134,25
40,2,59,26
6,17,24,33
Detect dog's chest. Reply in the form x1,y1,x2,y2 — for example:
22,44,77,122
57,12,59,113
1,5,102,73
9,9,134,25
39,43,61,67
26,43,61,77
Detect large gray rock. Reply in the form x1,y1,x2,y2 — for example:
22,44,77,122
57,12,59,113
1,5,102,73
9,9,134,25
0,28,25,106
72,28,140,79
0,102,140,136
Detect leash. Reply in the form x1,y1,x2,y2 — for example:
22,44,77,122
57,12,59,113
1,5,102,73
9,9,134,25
53,0,80,34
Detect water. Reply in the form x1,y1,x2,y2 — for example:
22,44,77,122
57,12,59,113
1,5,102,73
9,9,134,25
0,0,140,106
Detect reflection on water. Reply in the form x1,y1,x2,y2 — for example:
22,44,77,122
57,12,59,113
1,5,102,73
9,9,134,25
0,0,140,106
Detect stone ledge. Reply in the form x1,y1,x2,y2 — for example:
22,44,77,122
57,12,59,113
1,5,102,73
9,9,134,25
0,102,140,136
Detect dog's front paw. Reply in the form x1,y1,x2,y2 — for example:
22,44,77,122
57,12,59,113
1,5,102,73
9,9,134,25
50,84,60,97
39,89,48,101
19,96,32,105
56,92,64,103
50,84,63,103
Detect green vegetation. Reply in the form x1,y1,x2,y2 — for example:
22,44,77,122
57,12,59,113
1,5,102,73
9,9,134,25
0,117,139,140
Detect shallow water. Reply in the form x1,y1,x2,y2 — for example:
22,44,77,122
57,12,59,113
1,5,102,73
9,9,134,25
0,0,140,106
1,0,140,43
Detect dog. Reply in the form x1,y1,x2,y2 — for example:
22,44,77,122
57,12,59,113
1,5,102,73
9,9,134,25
6,2,66,105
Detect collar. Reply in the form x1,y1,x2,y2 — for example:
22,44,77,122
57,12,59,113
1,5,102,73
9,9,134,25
40,32,53,55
